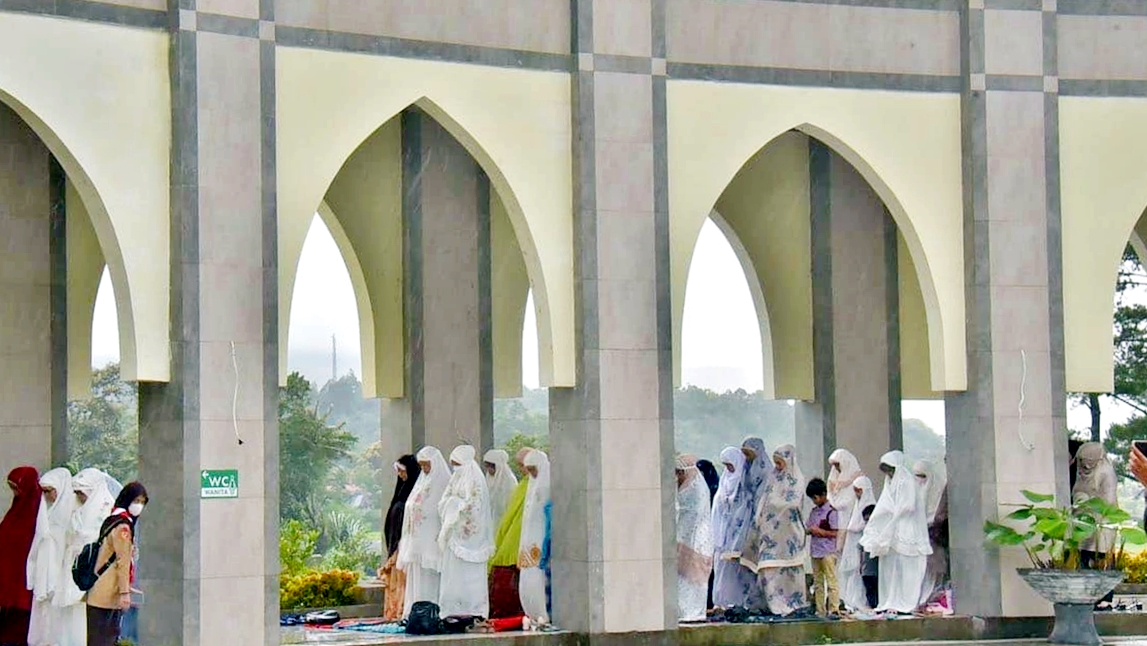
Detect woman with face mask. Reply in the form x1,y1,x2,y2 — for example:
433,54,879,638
85,481,148,646
55,469,115,646
436,445,494,618
27,468,75,646
0,466,41,646
710,446,754,609
839,476,877,612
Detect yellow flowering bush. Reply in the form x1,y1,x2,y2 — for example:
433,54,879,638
280,569,359,610
1121,550,1147,584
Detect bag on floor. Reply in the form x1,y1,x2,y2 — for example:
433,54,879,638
72,517,129,592
406,601,442,635
441,615,482,634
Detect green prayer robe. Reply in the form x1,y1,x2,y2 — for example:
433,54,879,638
490,477,529,568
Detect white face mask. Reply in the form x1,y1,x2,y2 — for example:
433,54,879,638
128,502,145,517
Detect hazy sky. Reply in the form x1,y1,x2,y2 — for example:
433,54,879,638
91,216,1115,436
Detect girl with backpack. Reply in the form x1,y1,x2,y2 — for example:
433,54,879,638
84,482,147,646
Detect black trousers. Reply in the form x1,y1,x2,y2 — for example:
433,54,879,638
86,605,123,646
863,575,879,611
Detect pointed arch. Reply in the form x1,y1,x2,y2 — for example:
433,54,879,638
668,81,964,393
0,13,170,384
707,211,775,399
277,49,573,393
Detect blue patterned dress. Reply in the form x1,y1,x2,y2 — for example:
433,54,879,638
739,445,808,616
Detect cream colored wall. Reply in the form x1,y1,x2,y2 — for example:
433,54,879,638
1061,96,1147,393
0,13,170,383
492,190,531,399
317,118,403,399
277,47,573,388
713,132,812,400
899,234,940,399
668,81,965,393
65,178,106,399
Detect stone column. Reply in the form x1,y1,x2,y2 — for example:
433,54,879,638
796,142,902,480
137,3,279,645
0,103,52,508
946,1,1068,618
402,109,494,453
550,0,677,633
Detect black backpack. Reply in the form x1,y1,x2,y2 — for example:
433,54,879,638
72,517,129,592
405,601,442,635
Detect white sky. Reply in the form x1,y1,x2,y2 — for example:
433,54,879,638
90,216,1122,437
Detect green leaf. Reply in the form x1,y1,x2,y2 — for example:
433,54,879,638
1119,527,1147,545
1006,508,1035,521
1035,518,1068,540
1022,490,1056,504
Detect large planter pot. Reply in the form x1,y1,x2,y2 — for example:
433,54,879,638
1017,568,1125,645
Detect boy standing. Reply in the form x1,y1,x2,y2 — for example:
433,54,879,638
805,477,840,618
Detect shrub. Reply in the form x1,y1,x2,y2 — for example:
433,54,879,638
280,520,320,578
1121,550,1147,584
280,569,360,610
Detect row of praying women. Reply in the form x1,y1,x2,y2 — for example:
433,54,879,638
0,466,149,646
378,445,552,628
676,440,950,622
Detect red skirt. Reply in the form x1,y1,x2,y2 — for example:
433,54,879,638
488,566,523,618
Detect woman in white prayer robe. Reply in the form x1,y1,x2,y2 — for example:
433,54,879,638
483,449,518,528
859,451,931,614
839,476,877,612
710,446,755,608
676,455,713,622
397,446,451,618
913,460,949,606
827,449,865,550
437,445,495,617
27,468,75,646
518,450,551,626
57,469,116,646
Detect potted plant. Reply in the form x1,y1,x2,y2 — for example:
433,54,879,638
984,490,1147,645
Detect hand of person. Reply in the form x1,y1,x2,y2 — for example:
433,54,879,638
1130,445,1147,487
119,592,132,610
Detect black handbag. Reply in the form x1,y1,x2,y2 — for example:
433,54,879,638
406,601,442,635
441,615,482,634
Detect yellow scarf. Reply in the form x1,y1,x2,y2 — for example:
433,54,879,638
489,477,529,568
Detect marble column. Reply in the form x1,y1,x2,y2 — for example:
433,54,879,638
401,109,494,453
796,142,902,480
0,102,52,508
550,0,677,633
945,1,1068,618
137,2,279,645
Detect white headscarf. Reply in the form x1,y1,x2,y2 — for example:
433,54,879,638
711,446,752,558
518,450,551,568
483,449,518,528
60,468,116,606
912,460,948,524
839,475,878,575
859,451,931,558
846,476,878,534
437,445,494,563
675,455,714,584
828,449,864,511
26,468,74,601
397,446,451,572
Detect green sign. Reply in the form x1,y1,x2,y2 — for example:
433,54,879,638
200,469,239,499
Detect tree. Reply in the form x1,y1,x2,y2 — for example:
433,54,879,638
67,363,138,484
1075,246,1147,440
279,372,357,527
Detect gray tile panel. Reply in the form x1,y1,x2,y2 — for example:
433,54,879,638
401,109,425,448
883,212,904,449
593,53,652,75
1058,79,1147,96
276,26,572,71
732,0,961,8
985,0,1042,10
985,74,1044,91
667,62,962,92
477,171,494,453
49,156,68,467
0,0,167,28
1058,0,1147,16
196,10,258,37
809,139,836,457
